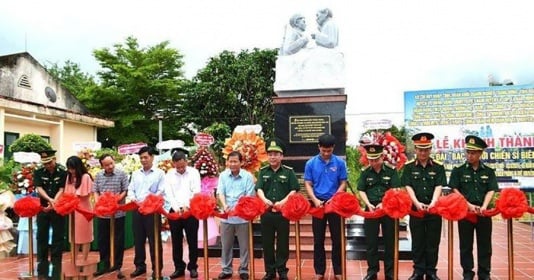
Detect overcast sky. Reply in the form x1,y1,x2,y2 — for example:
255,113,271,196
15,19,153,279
1,0,534,144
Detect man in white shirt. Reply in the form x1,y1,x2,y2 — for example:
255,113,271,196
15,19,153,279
164,150,201,279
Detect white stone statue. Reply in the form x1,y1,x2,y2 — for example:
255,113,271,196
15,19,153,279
279,14,310,56
274,8,344,94
311,8,339,48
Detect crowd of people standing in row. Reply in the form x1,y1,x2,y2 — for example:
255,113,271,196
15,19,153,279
32,132,496,280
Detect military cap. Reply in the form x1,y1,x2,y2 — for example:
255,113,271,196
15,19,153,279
364,144,383,160
465,135,487,151
39,149,57,164
266,139,284,153
412,132,434,149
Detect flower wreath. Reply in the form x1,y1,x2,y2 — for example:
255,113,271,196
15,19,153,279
359,131,407,170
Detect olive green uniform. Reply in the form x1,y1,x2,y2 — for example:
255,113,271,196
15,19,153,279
449,162,498,280
357,163,401,279
255,164,299,276
401,158,446,276
33,164,67,279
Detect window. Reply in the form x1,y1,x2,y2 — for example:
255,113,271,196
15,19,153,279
4,132,20,160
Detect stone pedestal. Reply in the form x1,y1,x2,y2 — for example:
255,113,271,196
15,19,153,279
274,94,347,173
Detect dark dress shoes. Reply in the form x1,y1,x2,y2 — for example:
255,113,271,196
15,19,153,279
130,268,146,278
169,270,185,279
116,270,126,279
261,273,276,280
408,273,425,280
426,273,441,280
279,273,289,280
217,272,232,279
362,273,377,280
240,273,250,280
190,269,198,278
93,268,109,277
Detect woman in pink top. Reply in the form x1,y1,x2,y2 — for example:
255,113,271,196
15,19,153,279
64,156,94,262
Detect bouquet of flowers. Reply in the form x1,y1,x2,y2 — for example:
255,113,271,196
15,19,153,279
117,154,142,175
157,159,173,173
359,131,407,170
222,131,268,174
191,146,219,177
12,163,37,195
77,148,102,178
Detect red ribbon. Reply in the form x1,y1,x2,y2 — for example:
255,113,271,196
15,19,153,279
280,193,310,221
325,192,361,218
138,194,164,215
55,193,80,216
428,193,468,221
162,209,191,220
190,193,217,220
382,189,412,219
496,188,528,219
232,196,266,221
13,196,42,217
94,192,120,217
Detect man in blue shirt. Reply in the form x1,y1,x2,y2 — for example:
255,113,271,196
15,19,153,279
304,134,347,280
126,146,165,279
216,151,256,280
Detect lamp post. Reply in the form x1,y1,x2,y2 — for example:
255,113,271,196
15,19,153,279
154,111,164,154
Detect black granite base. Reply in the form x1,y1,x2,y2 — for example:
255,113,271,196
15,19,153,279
273,94,347,173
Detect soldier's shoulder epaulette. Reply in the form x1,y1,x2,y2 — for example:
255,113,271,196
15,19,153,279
432,159,443,165
34,166,46,172
384,162,396,170
56,164,67,171
404,159,415,165
260,165,269,170
282,164,293,170
361,165,371,172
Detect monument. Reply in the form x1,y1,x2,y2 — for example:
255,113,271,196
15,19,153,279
274,8,347,172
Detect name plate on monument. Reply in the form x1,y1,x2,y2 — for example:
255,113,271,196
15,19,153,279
289,115,331,143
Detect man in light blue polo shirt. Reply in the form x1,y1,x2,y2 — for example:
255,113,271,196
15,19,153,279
216,151,256,280
304,134,347,280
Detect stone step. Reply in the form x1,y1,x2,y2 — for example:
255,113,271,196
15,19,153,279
198,219,412,260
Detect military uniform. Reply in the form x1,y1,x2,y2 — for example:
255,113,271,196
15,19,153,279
256,140,299,280
402,132,446,280
357,144,401,280
449,135,498,280
33,150,67,280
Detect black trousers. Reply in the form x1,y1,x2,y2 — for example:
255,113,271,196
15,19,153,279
169,214,199,272
36,211,65,279
132,212,163,272
312,212,342,275
260,212,290,275
364,215,394,278
458,217,492,279
409,213,442,275
97,216,125,270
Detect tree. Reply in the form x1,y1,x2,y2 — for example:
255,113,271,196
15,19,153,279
9,134,52,153
90,36,187,147
45,60,97,104
183,48,277,140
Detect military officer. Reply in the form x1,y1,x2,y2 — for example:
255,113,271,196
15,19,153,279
402,133,446,280
357,144,401,280
256,140,300,280
33,149,68,280
449,135,498,280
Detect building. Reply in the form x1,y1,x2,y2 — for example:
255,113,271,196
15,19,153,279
0,52,113,162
